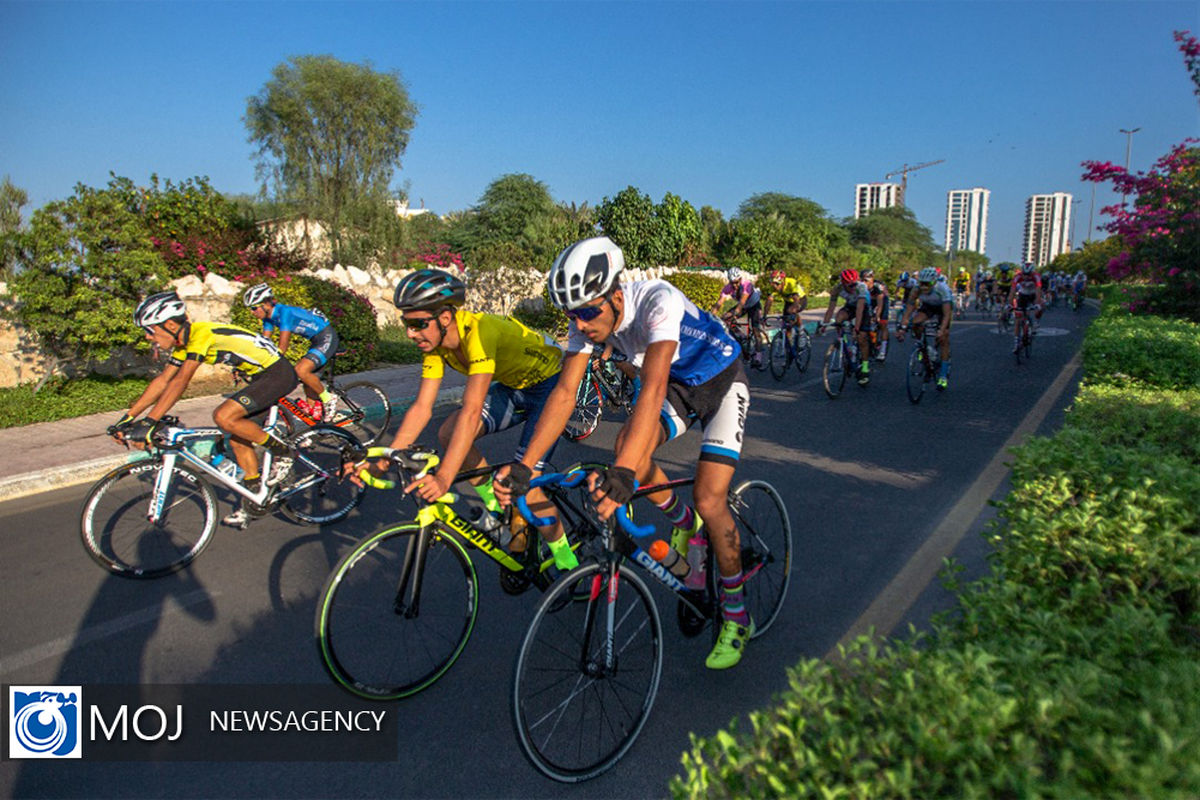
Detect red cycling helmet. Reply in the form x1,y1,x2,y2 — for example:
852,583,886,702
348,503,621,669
840,269,859,285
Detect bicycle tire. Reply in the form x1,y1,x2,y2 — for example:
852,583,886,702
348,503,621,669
316,523,478,700
793,328,812,374
728,480,792,636
823,341,845,398
330,381,392,447
906,347,926,404
563,373,603,442
767,332,789,380
80,459,217,578
512,561,662,783
279,425,365,525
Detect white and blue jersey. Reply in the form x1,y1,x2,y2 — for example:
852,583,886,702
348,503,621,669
263,304,330,339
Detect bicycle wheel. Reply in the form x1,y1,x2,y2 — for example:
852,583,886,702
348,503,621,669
563,373,603,441
906,347,926,404
822,342,845,398
767,332,790,380
330,381,392,446
512,561,663,783
728,480,792,636
80,459,217,578
279,425,365,525
316,523,478,699
793,328,812,374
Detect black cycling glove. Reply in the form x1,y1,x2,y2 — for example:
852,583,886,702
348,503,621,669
127,417,162,446
596,466,636,506
495,462,533,497
108,413,136,437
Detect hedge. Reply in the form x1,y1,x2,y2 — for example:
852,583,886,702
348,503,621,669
672,299,1200,798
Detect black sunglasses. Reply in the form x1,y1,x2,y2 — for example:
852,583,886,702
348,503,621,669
402,316,438,331
566,302,605,322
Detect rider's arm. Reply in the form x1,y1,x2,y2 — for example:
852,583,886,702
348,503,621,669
124,361,180,419
435,372,492,481
822,292,837,324
515,349,591,471
854,297,866,330
146,358,200,421
277,329,293,353
613,339,674,474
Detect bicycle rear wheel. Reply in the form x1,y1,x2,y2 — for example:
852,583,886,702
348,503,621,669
906,347,926,404
822,342,845,398
793,328,812,374
80,459,217,578
316,523,478,699
563,373,603,441
767,332,790,380
279,425,365,525
512,561,662,783
728,480,792,636
330,381,392,446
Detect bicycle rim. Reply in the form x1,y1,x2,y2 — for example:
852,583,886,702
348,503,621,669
279,426,365,525
729,480,792,636
80,460,217,578
563,374,603,441
767,334,788,380
793,330,812,374
332,381,392,446
906,348,925,404
316,524,478,700
823,342,845,398
512,562,662,783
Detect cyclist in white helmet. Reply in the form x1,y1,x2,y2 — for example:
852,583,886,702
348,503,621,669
494,236,756,670
712,266,767,368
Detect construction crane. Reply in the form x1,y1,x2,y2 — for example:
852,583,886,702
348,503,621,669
885,159,945,205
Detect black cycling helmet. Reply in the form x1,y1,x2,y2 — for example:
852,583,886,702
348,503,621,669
392,269,467,312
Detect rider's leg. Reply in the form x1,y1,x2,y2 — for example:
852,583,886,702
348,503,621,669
295,356,325,401
215,400,263,482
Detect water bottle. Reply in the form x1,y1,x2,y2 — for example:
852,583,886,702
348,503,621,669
211,452,242,480
684,533,708,590
648,540,690,580
468,505,503,545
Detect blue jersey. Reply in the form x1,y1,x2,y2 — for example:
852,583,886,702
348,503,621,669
263,304,330,339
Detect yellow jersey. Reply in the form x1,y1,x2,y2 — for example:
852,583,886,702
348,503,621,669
168,321,282,377
768,277,805,301
421,310,561,390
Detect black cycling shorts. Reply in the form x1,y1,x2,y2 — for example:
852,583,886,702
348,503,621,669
231,358,299,417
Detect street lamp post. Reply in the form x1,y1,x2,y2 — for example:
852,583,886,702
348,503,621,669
1119,127,1141,210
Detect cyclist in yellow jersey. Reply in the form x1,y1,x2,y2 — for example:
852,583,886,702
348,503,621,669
355,269,576,569
762,270,808,318
111,291,300,526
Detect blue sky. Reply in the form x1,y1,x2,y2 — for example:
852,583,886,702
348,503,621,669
2,1,1197,262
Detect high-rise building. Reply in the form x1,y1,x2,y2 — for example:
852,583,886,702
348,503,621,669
854,183,901,219
1022,193,1073,266
945,188,990,255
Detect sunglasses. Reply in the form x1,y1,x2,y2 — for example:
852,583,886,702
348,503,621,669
402,316,438,331
565,303,605,322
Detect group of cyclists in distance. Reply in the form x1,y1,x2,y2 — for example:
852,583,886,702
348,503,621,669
109,234,1088,671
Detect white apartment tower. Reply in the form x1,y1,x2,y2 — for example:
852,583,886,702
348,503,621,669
1022,192,1073,266
945,188,990,255
854,183,901,219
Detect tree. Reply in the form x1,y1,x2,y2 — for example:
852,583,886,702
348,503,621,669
0,176,28,280
245,55,418,264
595,186,704,269
715,193,845,286
845,206,939,276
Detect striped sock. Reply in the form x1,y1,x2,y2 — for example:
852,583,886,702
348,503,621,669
720,571,750,625
656,492,694,530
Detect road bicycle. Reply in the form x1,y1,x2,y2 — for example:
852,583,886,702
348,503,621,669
267,352,392,446
314,448,597,701
80,407,365,578
819,319,868,398
722,313,764,371
997,304,1013,335
1012,306,1035,365
510,468,792,782
953,290,969,320
563,350,637,442
766,314,812,380
905,318,944,404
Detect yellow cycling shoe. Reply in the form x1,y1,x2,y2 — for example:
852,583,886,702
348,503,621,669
705,617,755,670
670,515,702,558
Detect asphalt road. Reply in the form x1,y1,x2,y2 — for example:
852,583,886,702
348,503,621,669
0,302,1092,799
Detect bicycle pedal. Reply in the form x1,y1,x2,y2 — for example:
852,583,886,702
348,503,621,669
499,566,532,596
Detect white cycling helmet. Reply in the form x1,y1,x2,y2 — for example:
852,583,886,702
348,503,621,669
726,267,743,283
918,267,939,284
547,236,625,310
242,282,274,307
134,291,187,327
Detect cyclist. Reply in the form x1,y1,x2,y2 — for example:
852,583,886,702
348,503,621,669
862,269,889,362
243,283,339,420
896,267,954,390
977,269,996,311
820,268,873,385
353,269,575,568
111,291,299,527
994,264,1015,322
495,236,754,670
895,271,918,314
712,266,766,369
763,269,808,353
1072,270,1088,308
1006,263,1044,352
953,268,972,317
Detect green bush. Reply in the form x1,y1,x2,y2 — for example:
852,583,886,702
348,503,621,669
376,322,423,365
664,272,724,314
1081,314,1200,390
230,275,379,373
513,287,567,342
0,375,151,428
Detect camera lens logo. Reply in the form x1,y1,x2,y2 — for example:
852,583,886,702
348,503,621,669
9,686,82,759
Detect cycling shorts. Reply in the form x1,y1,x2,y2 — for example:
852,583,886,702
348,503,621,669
1015,294,1038,311
479,372,561,471
659,359,749,468
914,305,951,330
301,327,340,369
232,357,299,418
738,300,764,331
838,305,877,332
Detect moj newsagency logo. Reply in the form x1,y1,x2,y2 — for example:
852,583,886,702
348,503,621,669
9,686,82,759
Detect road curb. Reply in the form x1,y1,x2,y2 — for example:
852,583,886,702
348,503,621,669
0,386,465,504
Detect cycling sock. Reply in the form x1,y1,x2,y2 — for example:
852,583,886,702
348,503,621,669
319,390,333,403
939,360,950,378
720,571,750,625
474,477,502,514
546,536,578,570
243,475,261,492
258,433,290,455
656,492,694,530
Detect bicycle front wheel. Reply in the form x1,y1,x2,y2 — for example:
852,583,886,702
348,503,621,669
822,342,845,398
331,381,392,446
512,561,663,783
906,347,926,404
729,480,792,636
793,329,812,374
316,523,478,699
279,425,365,525
767,332,789,380
563,373,603,441
80,459,217,578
